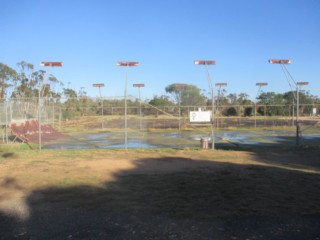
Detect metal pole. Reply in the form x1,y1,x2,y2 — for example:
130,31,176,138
178,90,181,131
38,67,51,151
292,98,295,126
217,87,220,129
38,87,41,150
296,86,299,146
124,66,128,150
254,86,261,128
138,87,142,131
99,86,104,129
38,62,63,150
254,102,257,128
5,100,8,144
204,64,214,150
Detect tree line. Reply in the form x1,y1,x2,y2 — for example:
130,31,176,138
1,61,319,119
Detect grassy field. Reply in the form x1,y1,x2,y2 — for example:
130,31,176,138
1,145,320,239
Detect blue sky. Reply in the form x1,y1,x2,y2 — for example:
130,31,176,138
1,0,320,101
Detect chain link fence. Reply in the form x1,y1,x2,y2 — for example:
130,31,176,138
1,97,320,149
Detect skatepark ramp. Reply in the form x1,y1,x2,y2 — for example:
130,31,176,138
10,120,65,144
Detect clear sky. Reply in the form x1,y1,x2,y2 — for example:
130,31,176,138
1,0,319,101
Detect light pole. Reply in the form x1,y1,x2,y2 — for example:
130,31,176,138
93,83,105,129
39,62,63,151
215,82,227,129
255,82,268,128
117,61,139,150
268,59,295,125
268,59,307,146
194,60,216,150
133,83,145,131
296,81,309,146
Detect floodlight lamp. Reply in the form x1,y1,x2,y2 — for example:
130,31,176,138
215,83,227,87
268,59,291,64
40,62,64,67
133,84,145,87
117,61,139,67
194,60,216,65
256,82,268,86
93,83,105,87
297,82,309,86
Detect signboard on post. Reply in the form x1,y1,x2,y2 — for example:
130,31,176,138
189,111,211,123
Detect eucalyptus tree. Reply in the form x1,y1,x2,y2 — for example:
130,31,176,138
165,84,206,106
0,63,17,100
11,61,62,99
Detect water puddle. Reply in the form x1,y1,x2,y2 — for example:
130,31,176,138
44,129,320,149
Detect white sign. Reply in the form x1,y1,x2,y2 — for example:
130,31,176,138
189,111,211,123
313,108,317,115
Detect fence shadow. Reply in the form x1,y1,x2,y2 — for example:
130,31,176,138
1,154,320,239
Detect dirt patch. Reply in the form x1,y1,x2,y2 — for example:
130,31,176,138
1,149,320,239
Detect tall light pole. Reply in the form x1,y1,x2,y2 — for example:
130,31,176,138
268,59,295,125
296,81,309,146
255,82,268,128
194,60,216,150
215,82,227,129
39,62,63,151
93,83,105,129
133,83,145,131
117,61,139,150
268,59,307,146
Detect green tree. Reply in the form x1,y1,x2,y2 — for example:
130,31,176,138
148,95,174,116
63,88,78,118
165,84,206,106
0,63,17,100
226,93,238,105
11,61,63,99
257,92,286,116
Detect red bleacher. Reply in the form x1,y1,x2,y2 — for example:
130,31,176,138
10,120,64,144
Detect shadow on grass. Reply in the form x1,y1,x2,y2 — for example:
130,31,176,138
1,154,320,239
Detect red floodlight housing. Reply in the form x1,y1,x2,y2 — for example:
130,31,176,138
194,60,216,65
40,62,63,67
133,83,145,87
256,82,268,86
117,61,139,67
296,82,309,86
268,59,291,64
215,82,227,87
92,83,105,87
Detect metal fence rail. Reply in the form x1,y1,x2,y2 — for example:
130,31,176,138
1,97,320,148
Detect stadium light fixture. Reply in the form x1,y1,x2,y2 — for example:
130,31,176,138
117,61,139,150
268,59,291,64
38,62,63,151
194,60,216,149
268,58,308,146
40,62,64,67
